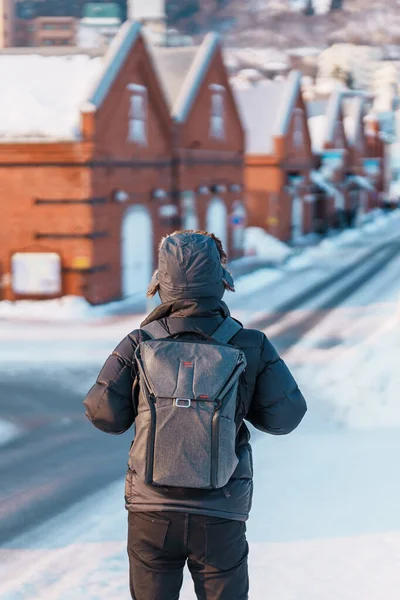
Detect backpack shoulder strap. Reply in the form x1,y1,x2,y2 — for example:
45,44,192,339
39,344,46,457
212,317,242,344
141,321,169,340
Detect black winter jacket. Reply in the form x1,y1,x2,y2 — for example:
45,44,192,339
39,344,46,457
84,298,307,521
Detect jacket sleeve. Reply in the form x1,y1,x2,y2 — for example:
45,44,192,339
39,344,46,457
246,334,307,435
83,333,138,435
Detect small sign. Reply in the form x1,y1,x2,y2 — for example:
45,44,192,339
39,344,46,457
72,256,91,270
11,252,61,296
231,214,245,227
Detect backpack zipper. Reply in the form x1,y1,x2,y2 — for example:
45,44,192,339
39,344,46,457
211,412,220,488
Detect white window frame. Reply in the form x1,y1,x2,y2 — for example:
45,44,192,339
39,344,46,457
181,191,199,231
293,108,304,148
127,83,147,146
209,84,226,141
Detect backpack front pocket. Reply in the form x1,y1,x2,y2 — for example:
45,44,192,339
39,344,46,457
152,400,213,488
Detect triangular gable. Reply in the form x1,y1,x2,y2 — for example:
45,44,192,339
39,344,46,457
274,70,302,138
325,90,348,151
83,21,171,152
87,21,142,108
172,33,221,123
343,94,367,154
151,33,244,148
279,71,313,161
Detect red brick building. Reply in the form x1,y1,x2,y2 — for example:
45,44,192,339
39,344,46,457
150,34,246,259
0,25,246,305
308,90,383,228
307,91,349,229
0,22,173,304
233,71,315,243
364,114,386,204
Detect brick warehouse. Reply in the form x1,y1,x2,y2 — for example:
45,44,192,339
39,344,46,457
0,23,245,305
150,34,246,260
232,71,315,243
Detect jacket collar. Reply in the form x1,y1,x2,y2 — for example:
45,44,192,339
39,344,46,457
141,298,230,327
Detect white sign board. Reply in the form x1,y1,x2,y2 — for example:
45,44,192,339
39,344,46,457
11,253,61,296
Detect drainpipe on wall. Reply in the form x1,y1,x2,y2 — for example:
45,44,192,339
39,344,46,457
171,121,182,230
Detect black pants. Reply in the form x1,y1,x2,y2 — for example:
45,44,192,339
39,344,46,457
127,511,249,600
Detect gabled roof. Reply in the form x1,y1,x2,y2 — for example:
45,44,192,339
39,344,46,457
149,33,221,122
343,95,366,146
306,89,347,153
308,115,327,153
88,21,141,108
232,70,302,155
149,46,198,111
0,21,142,142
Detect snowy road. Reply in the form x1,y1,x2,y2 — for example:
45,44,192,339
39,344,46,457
1,214,400,598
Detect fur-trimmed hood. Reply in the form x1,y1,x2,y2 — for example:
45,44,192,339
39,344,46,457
147,232,235,303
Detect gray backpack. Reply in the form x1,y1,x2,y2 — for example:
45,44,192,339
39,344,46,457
131,317,247,490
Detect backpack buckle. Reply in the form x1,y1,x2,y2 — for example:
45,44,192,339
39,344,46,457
175,398,191,408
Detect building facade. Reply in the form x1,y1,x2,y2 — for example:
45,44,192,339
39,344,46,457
151,34,246,259
0,0,15,47
0,23,173,305
233,71,315,243
0,25,246,304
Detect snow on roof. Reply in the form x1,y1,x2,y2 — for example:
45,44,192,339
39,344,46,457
236,68,264,82
149,45,198,110
233,79,285,154
308,115,327,153
343,95,366,145
288,46,323,58
314,77,346,97
173,33,220,123
149,33,220,122
129,0,166,20
344,116,356,144
325,90,343,145
0,53,104,141
275,71,302,136
0,21,141,142
232,71,301,155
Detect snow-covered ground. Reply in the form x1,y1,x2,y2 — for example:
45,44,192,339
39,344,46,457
0,420,21,448
1,209,400,599
2,301,400,599
1,209,398,324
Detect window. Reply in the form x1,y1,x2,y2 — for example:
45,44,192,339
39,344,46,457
209,84,225,140
231,201,246,252
127,84,147,146
181,191,199,230
293,108,304,148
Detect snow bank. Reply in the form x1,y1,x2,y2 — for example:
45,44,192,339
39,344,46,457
317,314,400,430
234,268,283,295
244,227,292,263
0,295,146,322
0,54,103,140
